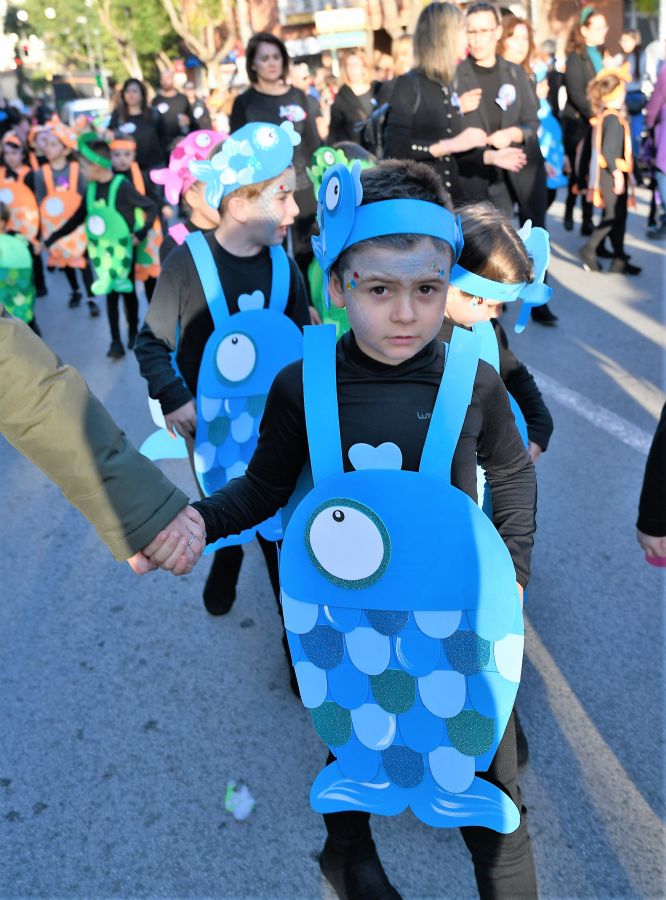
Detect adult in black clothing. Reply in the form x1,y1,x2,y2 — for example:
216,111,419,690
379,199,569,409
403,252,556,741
636,403,666,562
108,79,166,171
384,2,488,203
455,3,539,222
327,52,376,144
561,9,609,234
152,69,192,150
230,32,321,296
183,81,212,131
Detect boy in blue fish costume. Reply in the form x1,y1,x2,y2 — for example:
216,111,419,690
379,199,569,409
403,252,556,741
134,121,310,627
148,158,538,898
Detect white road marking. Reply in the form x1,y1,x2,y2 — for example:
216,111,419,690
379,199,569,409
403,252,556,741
531,368,654,455
525,618,665,898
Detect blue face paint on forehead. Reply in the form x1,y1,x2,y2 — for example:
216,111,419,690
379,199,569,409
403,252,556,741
449,220,552,334
311,162,464,307
188,121,301,210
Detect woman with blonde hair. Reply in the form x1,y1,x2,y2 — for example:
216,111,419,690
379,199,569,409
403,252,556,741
384,1,500,201
327,51,375,144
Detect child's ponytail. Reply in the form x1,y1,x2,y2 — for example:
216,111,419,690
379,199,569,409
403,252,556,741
455,202,534,291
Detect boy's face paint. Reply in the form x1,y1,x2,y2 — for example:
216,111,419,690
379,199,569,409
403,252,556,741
111,148,135,170
444,284,502,326
330,238,451,366
243,166,299,246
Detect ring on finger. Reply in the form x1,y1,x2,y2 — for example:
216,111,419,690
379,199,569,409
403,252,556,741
187,533,196,547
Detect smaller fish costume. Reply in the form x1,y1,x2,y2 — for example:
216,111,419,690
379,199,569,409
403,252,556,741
306,147,374,338
280,164,524,833
0,232,35,323
187,122,304,551
39,158,87,270
150,129,229,205
449,220,551,510
78,135,134,296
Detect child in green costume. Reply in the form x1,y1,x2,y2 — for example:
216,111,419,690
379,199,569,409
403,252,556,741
307,143,375,338
0,201,38,333
43,136,158,359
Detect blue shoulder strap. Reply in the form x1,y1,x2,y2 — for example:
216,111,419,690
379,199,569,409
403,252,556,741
303,324,343,484
268,244,291,313
419,327,481,478
473,320,500,373
185,230,229,330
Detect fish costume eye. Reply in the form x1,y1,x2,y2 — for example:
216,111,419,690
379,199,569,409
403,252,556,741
216,332,256,383
306,499,391,587
322,149,336,166
195,132,212,147
87,215,106,237
325,175,342,212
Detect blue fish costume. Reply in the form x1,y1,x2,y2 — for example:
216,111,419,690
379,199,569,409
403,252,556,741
450,220,552,512
187,122,304,550
279,163,525,834
532,63,568,192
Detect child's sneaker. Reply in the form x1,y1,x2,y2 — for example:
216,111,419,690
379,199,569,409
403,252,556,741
88,300,100,317
107,340,125,359
68,290,81,308
579,247,601,272
319,838,402,900
610,258,641,276
127,330,137,350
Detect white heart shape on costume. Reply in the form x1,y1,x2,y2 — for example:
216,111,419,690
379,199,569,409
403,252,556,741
237,290,264,312
348,442,403,472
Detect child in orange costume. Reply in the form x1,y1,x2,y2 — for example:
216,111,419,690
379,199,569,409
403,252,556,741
33,120,99,316
0,131,46,297
580,65,641,276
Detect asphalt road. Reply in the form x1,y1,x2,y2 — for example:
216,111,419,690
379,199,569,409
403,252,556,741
1,192,664,899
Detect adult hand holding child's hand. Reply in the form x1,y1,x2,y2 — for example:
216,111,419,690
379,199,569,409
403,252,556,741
130,506,206,575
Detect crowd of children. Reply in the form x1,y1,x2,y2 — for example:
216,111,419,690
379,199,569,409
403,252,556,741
0,94,564,893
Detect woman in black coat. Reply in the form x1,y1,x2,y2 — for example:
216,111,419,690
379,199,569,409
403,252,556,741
327,52,376,145
384,2,491,203
230,32,321,289
561,9,609,234
108,79,165,171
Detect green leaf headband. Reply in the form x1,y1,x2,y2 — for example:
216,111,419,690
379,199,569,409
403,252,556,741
77,133,113,170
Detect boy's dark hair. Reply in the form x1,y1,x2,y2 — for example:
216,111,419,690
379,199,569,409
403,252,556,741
0,200,10,224
331,159,454,280
465,1,501,24
455,201,533,289
80,140,112,163
246,32,290,84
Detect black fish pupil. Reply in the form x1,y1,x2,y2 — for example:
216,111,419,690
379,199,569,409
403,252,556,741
231,337,238,345
332,509,344,523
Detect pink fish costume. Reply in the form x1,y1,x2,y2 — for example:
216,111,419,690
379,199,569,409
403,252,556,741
150,130,228,205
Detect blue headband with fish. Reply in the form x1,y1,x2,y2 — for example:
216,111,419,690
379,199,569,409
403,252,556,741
449,221,552,333
189,121,301,209
312,162,464,306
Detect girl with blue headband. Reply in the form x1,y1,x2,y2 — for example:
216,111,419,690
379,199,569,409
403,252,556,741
150,158,539,899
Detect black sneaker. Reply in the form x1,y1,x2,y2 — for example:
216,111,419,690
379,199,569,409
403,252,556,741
127,330,137,350
579,247,601,272
106,340,125,359
563,216,574,232
88,300,100,318
580,220,594,236
610,258,641,276
530,304,558,325
68,291,81,308
319,838,402,900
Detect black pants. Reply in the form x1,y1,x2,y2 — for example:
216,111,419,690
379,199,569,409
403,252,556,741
106,289,138,342
142,276,157,303
32,246,46,294
208,536,280,602
64,263,94,298
582,170,627,258
324,713,537,899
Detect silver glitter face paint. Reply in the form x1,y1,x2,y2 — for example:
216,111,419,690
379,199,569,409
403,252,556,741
250,167,297,242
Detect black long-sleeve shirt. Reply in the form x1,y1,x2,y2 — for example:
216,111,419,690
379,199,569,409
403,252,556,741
193,330,536,586
44,177,157,247
438,317,553,451
327,84,374,144
134,230,311,415
637,403,666,536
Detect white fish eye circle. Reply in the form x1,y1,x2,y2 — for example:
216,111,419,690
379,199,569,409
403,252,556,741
324,175,341,212
195,133,212,147
322,149,336,166
307,499,390,587
88,215,106,237
216,332,256,383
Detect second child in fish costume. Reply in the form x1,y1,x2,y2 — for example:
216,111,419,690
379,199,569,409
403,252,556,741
135,122,309,634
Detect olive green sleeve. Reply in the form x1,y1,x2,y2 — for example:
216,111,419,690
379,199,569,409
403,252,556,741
0,311,189,560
